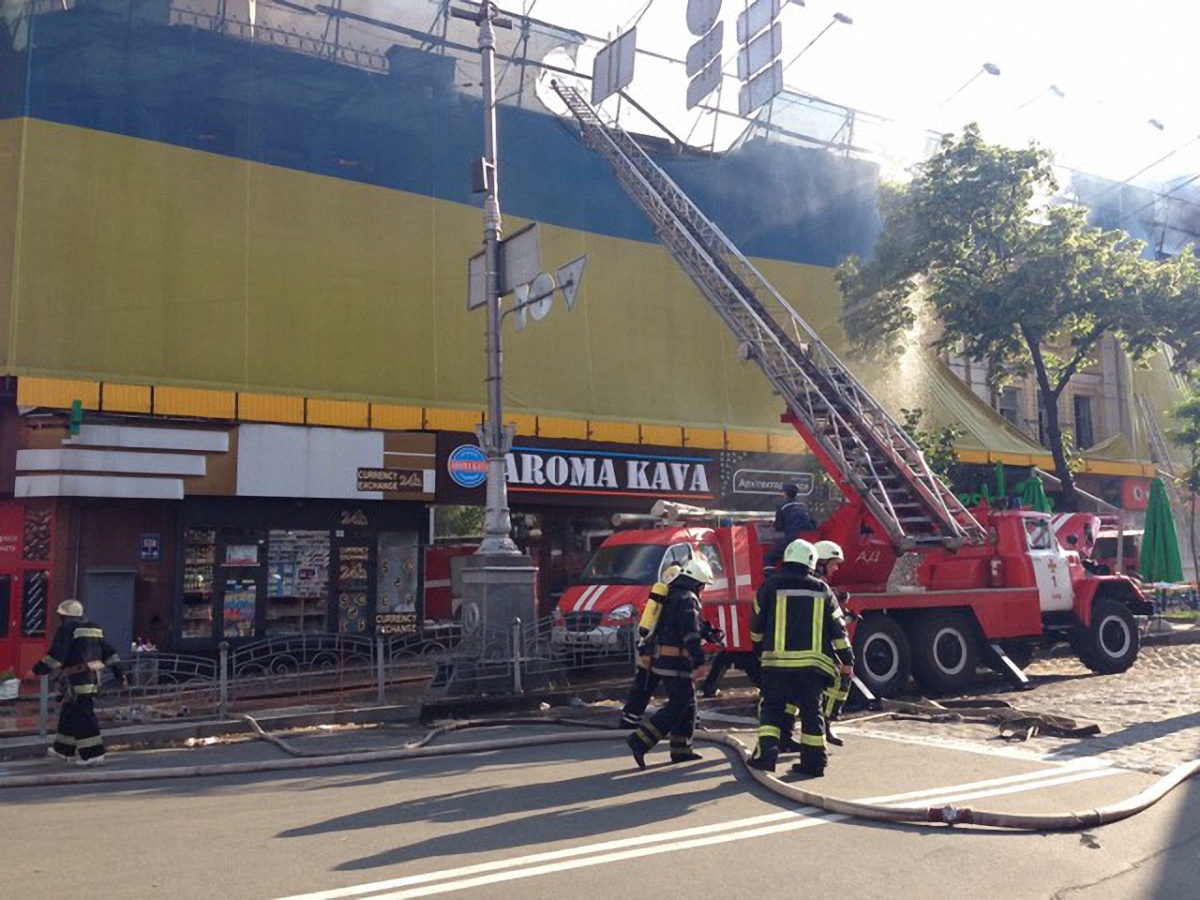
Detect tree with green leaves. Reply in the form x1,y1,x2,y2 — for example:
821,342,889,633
838,124,1200,510
900,407,962,482
1169,389,1200,586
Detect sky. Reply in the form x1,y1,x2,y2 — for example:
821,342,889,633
519,0,1200,187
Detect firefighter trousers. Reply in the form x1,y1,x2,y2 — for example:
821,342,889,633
630,675,696,759
775,672,848,749
753,668,829,772
53,693,105,760
621,662,660,726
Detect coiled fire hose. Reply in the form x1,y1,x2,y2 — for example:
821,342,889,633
2,713,1198,832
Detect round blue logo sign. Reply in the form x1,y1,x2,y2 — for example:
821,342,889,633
447,445,489,489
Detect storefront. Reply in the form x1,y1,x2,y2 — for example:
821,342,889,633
9,416,437,654
433,432,826,614
177,497,426,648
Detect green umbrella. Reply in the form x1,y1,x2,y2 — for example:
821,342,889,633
1019,476,1053,513
995,462,1007,500
1139,478,1184,584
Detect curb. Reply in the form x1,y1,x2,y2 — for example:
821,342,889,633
0,703,421,762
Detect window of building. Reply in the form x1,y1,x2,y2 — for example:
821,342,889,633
266,530,331,636
997,387,1021,427
21,570,48,638
1073,395,1095,449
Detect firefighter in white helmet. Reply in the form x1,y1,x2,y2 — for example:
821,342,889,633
619,564,682,728
627,555,714,768
813,540,853,747
748,539,853,776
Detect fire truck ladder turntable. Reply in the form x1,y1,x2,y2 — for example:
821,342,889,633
553,82,987,551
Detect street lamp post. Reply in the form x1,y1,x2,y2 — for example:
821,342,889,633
454,0,519,557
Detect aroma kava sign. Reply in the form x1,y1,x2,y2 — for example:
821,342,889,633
449,444,715,499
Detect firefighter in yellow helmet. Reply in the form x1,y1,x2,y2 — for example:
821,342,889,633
618,564,682,728
748,539,853,777
627,555,714,768
813,540,852,747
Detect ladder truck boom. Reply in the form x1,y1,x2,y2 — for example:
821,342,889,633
552,82,986,551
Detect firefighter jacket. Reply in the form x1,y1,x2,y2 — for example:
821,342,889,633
649,585,707,679
773,500,815,538
32,619,124,697
750,564,853,679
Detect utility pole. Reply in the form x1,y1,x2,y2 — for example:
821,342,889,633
452,0,518,557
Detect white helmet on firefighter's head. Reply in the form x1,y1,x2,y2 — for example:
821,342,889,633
678,555,715,586
783,539,817,568
813,541,845,563
57,599,84,618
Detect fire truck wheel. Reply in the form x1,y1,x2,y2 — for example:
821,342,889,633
910,611,981,695
1077,596,1139,674
852,615,911,698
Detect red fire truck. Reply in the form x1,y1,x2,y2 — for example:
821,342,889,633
551,83,1152,697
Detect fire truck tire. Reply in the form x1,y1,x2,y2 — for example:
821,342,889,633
852,615,911,698
910,611,981,695
1076,596,1139,674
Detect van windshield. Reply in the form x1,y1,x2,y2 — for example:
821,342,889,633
579,545,667,585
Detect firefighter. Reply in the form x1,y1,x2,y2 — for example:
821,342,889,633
748,539,853,777
763,483,816,572
619,564,682,728
813,540,852,747
30,600,125,766
627,556,714,768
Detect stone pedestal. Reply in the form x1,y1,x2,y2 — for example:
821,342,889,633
428,553,551,697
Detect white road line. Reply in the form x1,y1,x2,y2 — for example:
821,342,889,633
277,761,1126,900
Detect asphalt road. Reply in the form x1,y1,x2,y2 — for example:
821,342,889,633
4,720,1199,900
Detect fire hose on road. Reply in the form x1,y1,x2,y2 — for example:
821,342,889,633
1,713,1198,832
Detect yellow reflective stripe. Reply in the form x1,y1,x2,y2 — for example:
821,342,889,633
72,684,98,695
75,736,104,749
762,649,834,663
811,596,824,658
832,638,851,651
784,704,798,716
761,657,836,676
774,591,787,654
40,656,62,670
758,725,782,739
73,628,105,639
52,734,76,745
749,631,764,642
800,733,826,747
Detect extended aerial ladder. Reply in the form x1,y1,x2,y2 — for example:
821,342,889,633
553,82,987,551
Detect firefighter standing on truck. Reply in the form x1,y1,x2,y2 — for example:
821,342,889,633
29,600,126,766
748,539,853,776
627,556,714,768
813,540,852,747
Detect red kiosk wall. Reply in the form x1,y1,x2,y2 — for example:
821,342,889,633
0,500,56,678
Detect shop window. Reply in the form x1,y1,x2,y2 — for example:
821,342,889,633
266,530,330,635
1073,395,1094,449
182,528,216,641
21,570,48,637
997,387,1021,427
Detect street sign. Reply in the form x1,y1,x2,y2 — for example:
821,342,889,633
591,28,637,105
467,223,542,310
527,273,555,321
737,21,782,81
468,251,487,310
738,59,782,117
500,222,541,294
556,256,587,310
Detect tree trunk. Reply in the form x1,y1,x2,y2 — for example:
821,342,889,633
1026,337,1079,511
